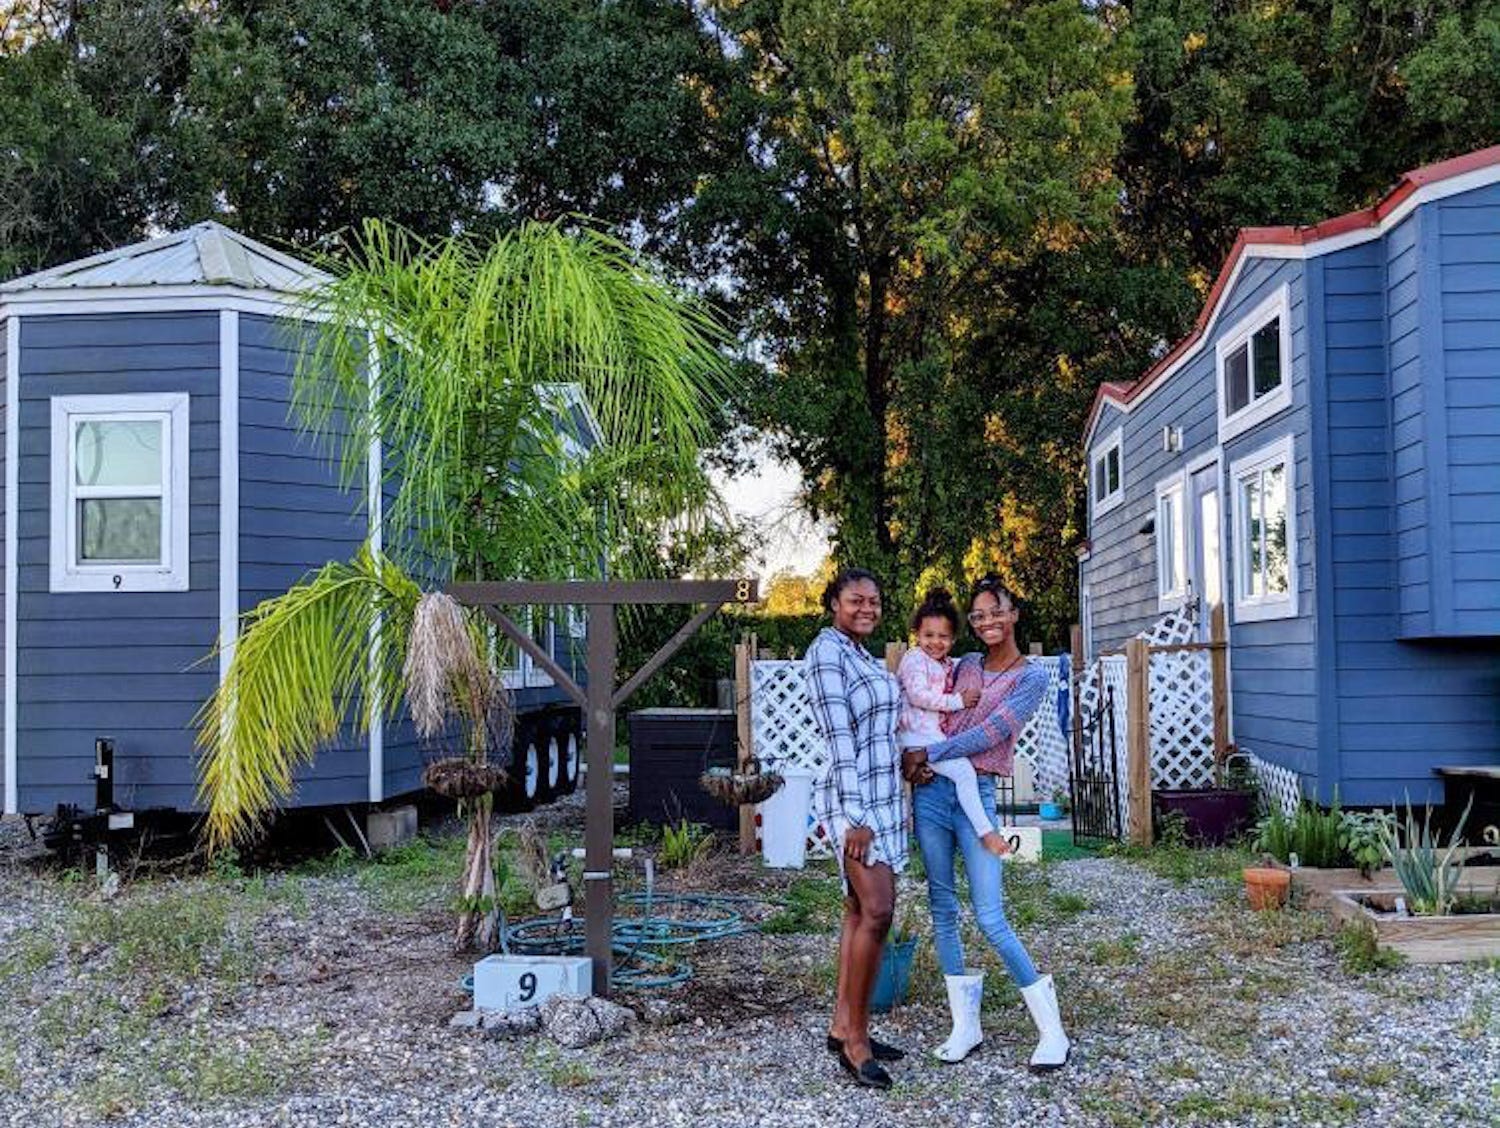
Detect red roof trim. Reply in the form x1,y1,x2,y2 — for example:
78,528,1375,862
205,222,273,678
1084,144,1500,442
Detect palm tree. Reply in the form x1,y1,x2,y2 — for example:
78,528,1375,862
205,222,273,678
197,218,732,949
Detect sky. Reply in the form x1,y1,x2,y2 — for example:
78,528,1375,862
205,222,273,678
711,443,830,578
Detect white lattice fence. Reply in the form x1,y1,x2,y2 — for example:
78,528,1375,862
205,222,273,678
1148,650,1217,791
1249,753,1302,817
1014,656,1072,801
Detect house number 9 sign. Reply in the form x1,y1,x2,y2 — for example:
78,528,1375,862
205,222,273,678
472,954,593,1012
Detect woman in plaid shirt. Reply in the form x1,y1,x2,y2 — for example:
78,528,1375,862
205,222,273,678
803,569,906,1090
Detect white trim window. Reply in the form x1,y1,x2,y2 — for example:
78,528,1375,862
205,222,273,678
1154,474,1187,608
1230,435,1297,622
500,607,558,689
1090,426,1124,520
1216,285,1292,442
50,393,190,593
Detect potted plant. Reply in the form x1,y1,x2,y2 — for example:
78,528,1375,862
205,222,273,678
871,908,925,1013
1153,749,1258,846
1242,854,1292,910
1039,789,1067,821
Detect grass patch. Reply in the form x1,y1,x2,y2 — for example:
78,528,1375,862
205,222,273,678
1335,922,1406,975
1041,830,1097,860
1049,891,1091,917
68,884,252,989
1103,839,1256,885
1089,931,1142,965
761,876,844,935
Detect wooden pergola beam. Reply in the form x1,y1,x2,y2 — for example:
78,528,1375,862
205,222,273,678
447,576,758,993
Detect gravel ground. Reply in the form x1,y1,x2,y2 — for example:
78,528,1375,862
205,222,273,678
1,797,1496,1128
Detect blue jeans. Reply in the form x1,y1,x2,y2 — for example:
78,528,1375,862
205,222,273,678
913,773,1040,987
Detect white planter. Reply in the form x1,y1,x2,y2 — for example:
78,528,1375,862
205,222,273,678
760,770,813,869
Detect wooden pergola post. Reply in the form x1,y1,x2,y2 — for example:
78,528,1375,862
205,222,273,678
447,579,758,994
1125,636,1152,847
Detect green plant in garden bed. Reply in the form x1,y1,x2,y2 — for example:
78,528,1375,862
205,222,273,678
1377,794,1473,915
1253,796,1346,868
1339,810,1394,877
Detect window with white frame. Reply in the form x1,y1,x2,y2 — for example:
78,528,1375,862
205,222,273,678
50,394,190,593
1230,435,1296,622
499,607,558,689
1090,427,1124,519
1217,285,1291,441
1154,475,1187,607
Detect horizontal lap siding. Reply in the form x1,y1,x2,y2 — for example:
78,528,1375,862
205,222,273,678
1439,186,1500,634
1082,259,1321,786
1317,212,1500,809
16,314,219,812
1216,262,1320,783
239,315,369,806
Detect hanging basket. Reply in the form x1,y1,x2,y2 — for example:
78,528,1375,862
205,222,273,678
423,757,508,800
700,767,785,807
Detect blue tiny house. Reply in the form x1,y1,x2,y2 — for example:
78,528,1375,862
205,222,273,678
1080,147,1500,809
0,223,586,822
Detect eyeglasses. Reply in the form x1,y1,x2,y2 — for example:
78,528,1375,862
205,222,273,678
967,610,1013,626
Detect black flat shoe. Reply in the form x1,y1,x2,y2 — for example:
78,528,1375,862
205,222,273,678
826,1035,906,1062
837,1048,893,1090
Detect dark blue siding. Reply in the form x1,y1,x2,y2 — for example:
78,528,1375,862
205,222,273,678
16,314,219,812
238,314,370,807
1438,184,1500,634
1311,226,1500,807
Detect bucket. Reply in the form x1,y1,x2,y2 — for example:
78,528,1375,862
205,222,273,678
759,770,813,869
870,936,920,1013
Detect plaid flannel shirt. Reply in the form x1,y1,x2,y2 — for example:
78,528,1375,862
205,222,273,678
804,627,907,873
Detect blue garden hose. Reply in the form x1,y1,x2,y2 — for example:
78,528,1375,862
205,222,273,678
463,891,758,991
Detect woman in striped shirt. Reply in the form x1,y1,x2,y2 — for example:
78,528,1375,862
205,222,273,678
901,575,1071,1072
803,568,906,1090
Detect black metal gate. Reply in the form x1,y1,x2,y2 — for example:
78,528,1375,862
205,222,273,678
1070,682,1122,846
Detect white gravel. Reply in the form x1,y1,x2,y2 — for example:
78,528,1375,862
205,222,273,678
0,806,1495,1128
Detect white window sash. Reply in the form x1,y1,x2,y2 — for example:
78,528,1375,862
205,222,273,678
1217,285,1293,443
1154,474,1187,608
1090,426,1125,520
1229,435,1297,623
49,394,190,593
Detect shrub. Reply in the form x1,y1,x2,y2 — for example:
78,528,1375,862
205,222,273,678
660,819,714,869
1253,797,1345,868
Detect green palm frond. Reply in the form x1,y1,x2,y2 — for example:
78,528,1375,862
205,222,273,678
291,217,733,581
196,547,420,848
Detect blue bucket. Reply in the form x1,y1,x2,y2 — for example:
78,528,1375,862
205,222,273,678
1039,802,1064,820
870,936,920,1013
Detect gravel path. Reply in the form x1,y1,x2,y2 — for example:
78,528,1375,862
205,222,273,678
1,805,1495,1128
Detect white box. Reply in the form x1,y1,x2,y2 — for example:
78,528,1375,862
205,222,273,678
994,825,1043,863
473,955,592,1011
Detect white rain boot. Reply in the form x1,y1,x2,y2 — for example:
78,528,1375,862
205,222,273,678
934,970,984,1063
1020,974,1071,1072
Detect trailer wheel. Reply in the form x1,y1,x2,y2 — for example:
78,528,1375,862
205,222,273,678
560,714,581,794
502,719,544,812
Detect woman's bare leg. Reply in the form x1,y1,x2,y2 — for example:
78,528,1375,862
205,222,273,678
838,860,896,1065
829,886,860,1042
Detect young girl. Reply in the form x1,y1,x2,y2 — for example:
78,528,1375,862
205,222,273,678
897,589,1011,857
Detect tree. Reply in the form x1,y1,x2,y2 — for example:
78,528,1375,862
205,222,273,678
692,0,1135,636
197,219,732,948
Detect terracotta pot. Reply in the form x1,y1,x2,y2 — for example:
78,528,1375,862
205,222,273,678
1243,866,1292,911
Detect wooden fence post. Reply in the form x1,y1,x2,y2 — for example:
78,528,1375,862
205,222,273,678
735,639,755,855
1209,604,1230,780
1126,637,1152,847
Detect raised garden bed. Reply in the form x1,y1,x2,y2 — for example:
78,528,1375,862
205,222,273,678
1328,885,1500,964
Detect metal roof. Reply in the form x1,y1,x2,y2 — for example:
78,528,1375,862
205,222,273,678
0,222,331,295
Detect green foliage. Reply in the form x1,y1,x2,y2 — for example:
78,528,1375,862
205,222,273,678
1335,922,1405,975
1253,799,1346,869
1339,810,1395,878
659,819,714,870
761,876,845,935
1377,795,1474,916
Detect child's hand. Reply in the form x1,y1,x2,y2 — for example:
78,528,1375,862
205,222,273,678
960,687,981,709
